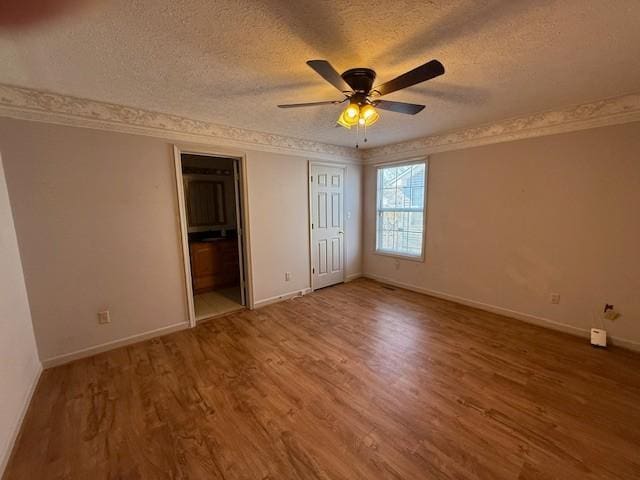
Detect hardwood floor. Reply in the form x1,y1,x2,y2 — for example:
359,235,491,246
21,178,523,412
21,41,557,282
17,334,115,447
5,279,640,479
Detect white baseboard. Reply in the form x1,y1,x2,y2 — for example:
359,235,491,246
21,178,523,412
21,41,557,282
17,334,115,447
254,288,312,309
42,322,190,368
363,273,640,353
1,362,42,477
609,335,640,352
345,272,363,282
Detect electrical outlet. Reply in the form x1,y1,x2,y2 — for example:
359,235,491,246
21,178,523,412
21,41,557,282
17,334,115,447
285,272,292,281
550,293,560,304
98,310,111,324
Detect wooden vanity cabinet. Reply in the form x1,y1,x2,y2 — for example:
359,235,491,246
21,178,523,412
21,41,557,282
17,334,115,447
190,239,239,293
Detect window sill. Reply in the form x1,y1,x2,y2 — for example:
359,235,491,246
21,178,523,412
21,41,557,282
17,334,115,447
374,249,425,263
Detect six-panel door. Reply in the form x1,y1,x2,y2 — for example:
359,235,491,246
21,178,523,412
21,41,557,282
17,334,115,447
311,165,344,289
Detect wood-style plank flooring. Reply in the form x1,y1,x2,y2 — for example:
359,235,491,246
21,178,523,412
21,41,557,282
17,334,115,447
5,279,640,479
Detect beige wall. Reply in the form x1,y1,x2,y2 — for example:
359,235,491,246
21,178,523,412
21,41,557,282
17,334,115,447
363,122,640,348
0,156,40,475
247,153,362,302
0,118,362,363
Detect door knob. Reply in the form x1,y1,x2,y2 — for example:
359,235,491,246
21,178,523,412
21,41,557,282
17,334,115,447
338,231,344,235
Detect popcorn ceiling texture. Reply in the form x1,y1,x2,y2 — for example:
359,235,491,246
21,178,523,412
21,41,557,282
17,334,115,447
1,0,640,148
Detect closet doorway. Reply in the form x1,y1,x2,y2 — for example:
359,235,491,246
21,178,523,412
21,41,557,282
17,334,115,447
174,147,251,325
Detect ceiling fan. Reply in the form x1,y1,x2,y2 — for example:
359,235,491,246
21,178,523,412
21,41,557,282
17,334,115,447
278,59,445,131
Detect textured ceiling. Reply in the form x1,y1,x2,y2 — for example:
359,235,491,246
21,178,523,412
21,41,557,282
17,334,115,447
1,0,640,148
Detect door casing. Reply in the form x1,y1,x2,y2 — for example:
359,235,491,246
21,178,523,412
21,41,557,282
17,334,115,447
173,144,254,327
308,161,347,291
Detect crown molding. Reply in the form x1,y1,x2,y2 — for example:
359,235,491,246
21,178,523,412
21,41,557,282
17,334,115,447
2,84,639,166
0,84,360,163
362,92,640,163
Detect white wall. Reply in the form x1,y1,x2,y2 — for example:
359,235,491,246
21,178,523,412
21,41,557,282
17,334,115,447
363,122,640,348
0,117,362,364
345,162,363,280
0,155,41,475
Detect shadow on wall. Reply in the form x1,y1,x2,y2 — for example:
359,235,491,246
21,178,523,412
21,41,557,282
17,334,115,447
0,0,99,28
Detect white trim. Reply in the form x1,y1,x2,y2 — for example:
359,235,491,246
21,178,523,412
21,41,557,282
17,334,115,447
0,363,42,477
173,145,255,329
609,336,640,352
41,322,189,368
254,288,312,309
173,146,197,327
345,273,362,282
362,273,640,353
373,250,425,262
308,161,348,291
374,160,428,262
361,92,640,163
368,155,429,168
3,84,640,164
0,84,360,163
364,273,585,336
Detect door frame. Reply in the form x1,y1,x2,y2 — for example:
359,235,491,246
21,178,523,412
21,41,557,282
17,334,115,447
308,161,347,292
173,144,254,328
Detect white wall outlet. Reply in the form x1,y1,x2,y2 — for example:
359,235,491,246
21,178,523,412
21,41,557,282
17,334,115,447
98,310,111,324
550,293,560,304
591,328,607,347
285,272,292,281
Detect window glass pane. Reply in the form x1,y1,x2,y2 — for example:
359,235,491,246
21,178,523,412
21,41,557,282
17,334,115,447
397,187,411,208
411,164,425,187
382,168,396,187
396,166,412,188
382,188,396,208
408,212,423,232
376,162,426,257
394,230,407,252
407,232,422,252
382,211,396,230
397,211,409,232
381,230,394,250
410,188,423,208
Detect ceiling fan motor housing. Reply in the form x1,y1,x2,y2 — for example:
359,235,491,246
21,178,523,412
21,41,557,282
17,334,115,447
341,68,376,95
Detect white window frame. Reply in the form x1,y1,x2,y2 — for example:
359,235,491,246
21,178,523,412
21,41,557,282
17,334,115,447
374,158,428,262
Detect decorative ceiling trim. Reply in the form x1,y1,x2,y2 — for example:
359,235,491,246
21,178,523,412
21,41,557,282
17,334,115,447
362,92,640,163
0,84,360,162
2,84,639,165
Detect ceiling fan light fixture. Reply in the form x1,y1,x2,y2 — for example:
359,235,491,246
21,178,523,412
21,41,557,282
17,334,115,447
360,104,380,126
345,102,359,119
337,102,360,128
336,112,352,129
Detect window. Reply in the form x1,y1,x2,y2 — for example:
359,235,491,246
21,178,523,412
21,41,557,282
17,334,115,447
375,161,427,259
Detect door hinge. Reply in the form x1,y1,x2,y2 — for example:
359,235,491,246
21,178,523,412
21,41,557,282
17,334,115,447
310,176,313,182
311,223,314,229
312,267,315,274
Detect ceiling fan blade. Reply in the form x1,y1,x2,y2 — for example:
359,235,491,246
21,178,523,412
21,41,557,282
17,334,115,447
307,60,352,92
373,60,445,97
374,100,425,115
277,100,344,108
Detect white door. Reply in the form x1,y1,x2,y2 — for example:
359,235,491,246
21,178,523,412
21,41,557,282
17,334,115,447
311,164,345,289
233,160,246,306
